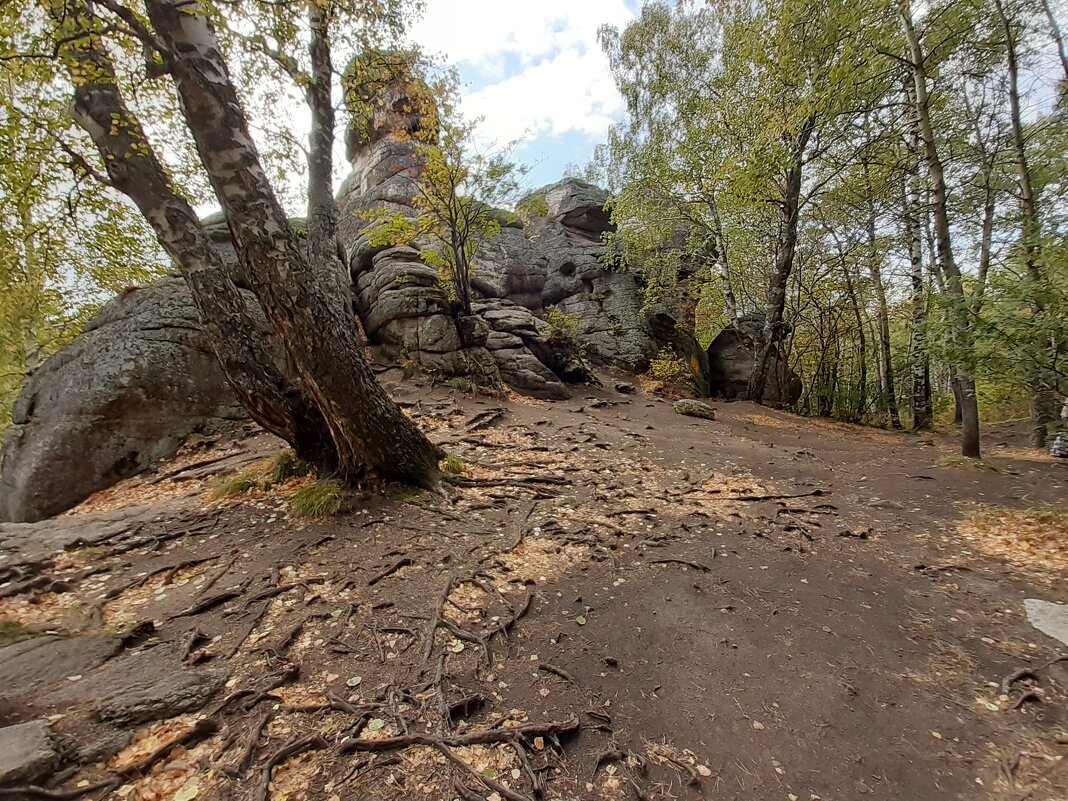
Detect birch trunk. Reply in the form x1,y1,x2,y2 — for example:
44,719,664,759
50,0,338,471
142,0,442,486
899,0,981,458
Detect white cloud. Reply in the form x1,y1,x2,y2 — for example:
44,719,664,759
410,2,633,144
462,47,624,144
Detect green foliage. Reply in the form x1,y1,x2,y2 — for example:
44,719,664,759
288,480,343,519
441,454,467,474
516,194,549,224
269,449,312,484
544,307,586,353
595,0,1067,435
363,98,528,317
648,349,692,390
212,468,263,498
447,376,474,393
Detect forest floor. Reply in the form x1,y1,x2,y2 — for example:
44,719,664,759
1,371,1066,801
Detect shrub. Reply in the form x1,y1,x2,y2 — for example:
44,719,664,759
269,449,311,484
442,454,467,474
545,306,585,352
288,480,343,519
212,468,262,498
447,376,474,393
648,349,692,389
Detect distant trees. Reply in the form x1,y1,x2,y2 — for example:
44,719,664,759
598,0,1068,458
0,33,163,428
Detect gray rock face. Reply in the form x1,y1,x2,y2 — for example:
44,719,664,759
0,720,58,786
45,650,228,725
706,313,802,406
1024,598,1068,647
0,279,246,523
0,635,123,699
533,178,615,235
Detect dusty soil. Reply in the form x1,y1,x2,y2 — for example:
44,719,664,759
1,372,1066,801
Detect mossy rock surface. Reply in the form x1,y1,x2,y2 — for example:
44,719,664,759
673,399,716,420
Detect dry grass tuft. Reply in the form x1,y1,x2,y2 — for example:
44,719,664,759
269,449,312,484
211,467,263,498
442,453,467,475
935,454,1000,471
288,480,343,519
957,505,1068,572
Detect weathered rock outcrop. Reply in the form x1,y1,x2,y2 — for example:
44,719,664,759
706,313,802,406
0,720,58,785
474,182,661,370
0,279,247,523
335,69,609,393
0,59,721,522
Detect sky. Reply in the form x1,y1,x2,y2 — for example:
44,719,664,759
409,1,639,189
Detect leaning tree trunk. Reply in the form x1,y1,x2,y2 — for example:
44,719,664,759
995,0,1056,448
749,118,813,404
1038,0,1068,94
709,200,738,325
900,0,981,458
142,0,442,486
903,121,931,430
48,0,338,472
866,204,901,428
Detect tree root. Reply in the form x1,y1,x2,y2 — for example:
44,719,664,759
258,734,329,801
650,558,711,572
368,557,414,586
338,716,579,754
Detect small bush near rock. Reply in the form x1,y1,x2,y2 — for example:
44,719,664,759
288,480,343,519
442,454,467,475
270,449,311,484
649,349,693,393
447,377,474,393
545,306,586,353
673,399,716,420
212,468,262,498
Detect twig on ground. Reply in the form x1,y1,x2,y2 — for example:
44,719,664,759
650,558,711,572
338,716,579,754
538,662,578,685
368,557,414,586
719,489,828,502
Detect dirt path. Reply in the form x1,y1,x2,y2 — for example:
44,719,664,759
1,377,1065,801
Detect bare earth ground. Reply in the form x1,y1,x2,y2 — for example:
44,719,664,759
1,371,1066,801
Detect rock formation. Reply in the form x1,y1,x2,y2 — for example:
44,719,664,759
0,60,721,522
0,280,247,523
705,313,802,406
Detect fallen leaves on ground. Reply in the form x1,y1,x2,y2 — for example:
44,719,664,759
957,505,1068,572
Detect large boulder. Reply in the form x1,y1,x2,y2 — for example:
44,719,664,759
705,313,802,406
531,178,615,235
475,299,593,399
0,278,245,522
